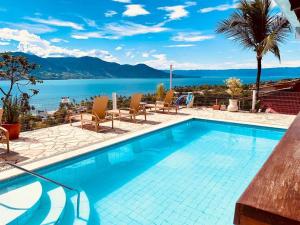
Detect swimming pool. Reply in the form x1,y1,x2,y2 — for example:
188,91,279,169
0,119,285,225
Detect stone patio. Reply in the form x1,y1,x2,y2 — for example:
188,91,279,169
0,108,295,172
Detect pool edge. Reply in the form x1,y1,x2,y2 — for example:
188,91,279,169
0,115,288,182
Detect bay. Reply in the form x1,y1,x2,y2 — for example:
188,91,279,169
0,74,298,110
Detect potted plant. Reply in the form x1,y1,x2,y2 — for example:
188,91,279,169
220,101,227,111
0,53,41,139
212,99,220,110
2,97,21,139
225,77,243,112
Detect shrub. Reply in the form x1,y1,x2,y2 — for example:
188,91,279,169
225,77,243,99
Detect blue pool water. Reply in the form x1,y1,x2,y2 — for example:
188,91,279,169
0,119,285,225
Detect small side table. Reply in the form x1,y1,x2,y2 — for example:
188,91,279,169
107,110,120,126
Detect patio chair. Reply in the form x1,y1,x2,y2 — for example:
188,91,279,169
119,93,146,123
80,96,113,132
151,90,178,114
0,109,9,153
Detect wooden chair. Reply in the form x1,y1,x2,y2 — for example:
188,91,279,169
119,93,146,123
0,109,9,153
80,96,113,132
152,90,178,114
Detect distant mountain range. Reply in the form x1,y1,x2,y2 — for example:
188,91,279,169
10,52,169,79
5,52,300,80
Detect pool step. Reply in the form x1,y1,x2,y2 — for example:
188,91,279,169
25,186,67,225
0,181,42,225
59,191,90,225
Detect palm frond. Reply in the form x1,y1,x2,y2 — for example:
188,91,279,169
216,0,291,61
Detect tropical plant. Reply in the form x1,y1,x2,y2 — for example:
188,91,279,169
0,53,41,123
156,83,165,101
225,77,243,99
216,0,291,97
4,96,20,123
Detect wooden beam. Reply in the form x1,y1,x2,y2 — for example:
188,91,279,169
289,0,300,11
295,9,300,21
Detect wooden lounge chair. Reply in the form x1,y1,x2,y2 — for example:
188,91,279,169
148,90,178,114
80,96,113,132
0,109,9,153
119,93,146,122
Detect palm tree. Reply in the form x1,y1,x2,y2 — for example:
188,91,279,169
216,0,291,98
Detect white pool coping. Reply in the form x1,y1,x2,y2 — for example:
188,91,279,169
0,115,290,182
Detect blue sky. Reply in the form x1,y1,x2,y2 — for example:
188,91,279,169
0,0,299,70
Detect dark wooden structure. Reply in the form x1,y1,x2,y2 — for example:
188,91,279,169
234,113,300,225
289,0,300,21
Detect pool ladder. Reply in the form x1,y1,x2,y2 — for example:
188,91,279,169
0,161,81,217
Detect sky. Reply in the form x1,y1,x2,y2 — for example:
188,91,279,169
0,0,299,70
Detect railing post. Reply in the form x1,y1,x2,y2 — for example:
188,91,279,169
252,90,257,112
112,92,117,110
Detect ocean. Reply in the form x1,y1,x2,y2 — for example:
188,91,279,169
1,74,299,110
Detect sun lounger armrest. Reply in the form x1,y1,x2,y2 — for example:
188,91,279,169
119,108,137,114
119,107,131,110
0,126,9,138
155,101,164,105
81,112,99,120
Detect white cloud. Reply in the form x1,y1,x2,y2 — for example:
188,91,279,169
126,51,135,58
144,53,300,70
71,21,168,40
71,32,104,39
113,0,131,3
141,49,156,58
159,2,196,20
159,5,188,20
25,17,84,30
105,10,118,17
0,28,118,62
115,46,123,51
123,4,150,17
0,41,10,46
143,54,204,70
82,18,97,27
199,3,237,13
104,21,168,39
142,52,149,58
3,22,56,34
172,32,215,42
142,53,248,70
50,38,68,43
165,44,195,48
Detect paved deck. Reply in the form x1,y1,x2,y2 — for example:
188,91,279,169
0,108,295,174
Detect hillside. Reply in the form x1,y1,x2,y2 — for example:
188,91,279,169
5,52,300,80
9,52,169,79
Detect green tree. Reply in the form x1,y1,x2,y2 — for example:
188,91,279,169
0,53,41,123
216,0,291,98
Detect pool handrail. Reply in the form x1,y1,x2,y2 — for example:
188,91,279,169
0,161,81,218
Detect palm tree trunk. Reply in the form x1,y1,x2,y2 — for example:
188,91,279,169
255,56,262,99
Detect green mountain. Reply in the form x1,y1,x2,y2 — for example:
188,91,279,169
10,52,169,79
